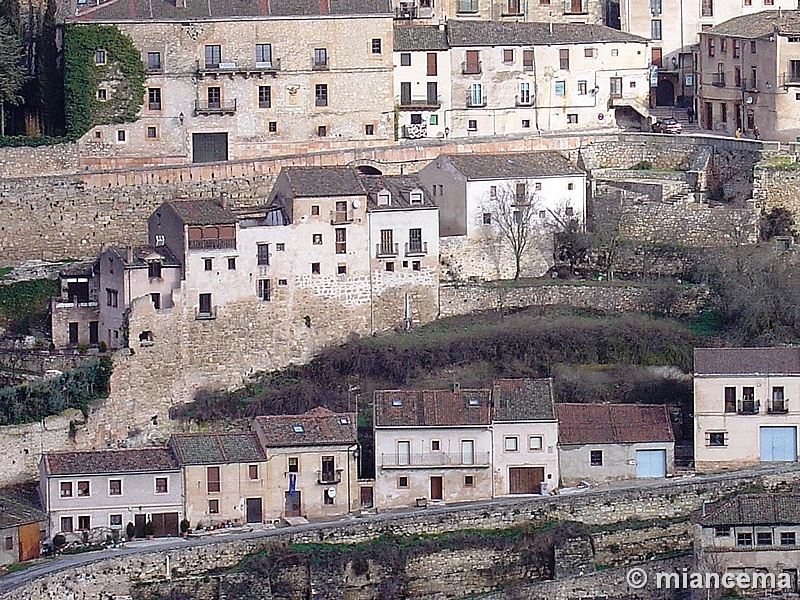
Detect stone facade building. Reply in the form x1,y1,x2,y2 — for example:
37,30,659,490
69,0,394,167
391,0,604,24
698,10,800,142
694,347,800,472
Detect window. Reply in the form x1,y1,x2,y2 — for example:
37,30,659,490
408,228,423,253
503,49,514,62
701,0,712,16
385,262,395,272
311,262,321,274
412,260,421,271
207,86,221,109
371,38,382,54
519,82,531,104
155,477,168,494
255,43,272,65
313,47,328,69
397,440,411,466
288,457,299,473
109,514,123,528
3,537,10,551
567,114,578,124
147,126,157,139
365,124,374,135
69,322,78,345
483,212,492,225
268,121,277,133
464,475,475,487
771,386,787,412
427,53,437,75
737,532,753,546
117,130,126,142
555,81,565,96
398,476,409,488
751,41,756,54
468,119,478,131
146,51,161,71
61,517,73,532
734,66,742,87
77,481,90,497
94,49,106,65
257,279,271,301
781,532,796,546
529,436,543,450
523,49,534,70
204,258,213,271
276,243,285,251
207,466,221,493
610,77,622,98
257,243,269,266
258,86,271,109
315,84,328,107
227,257,236,270
611,49,618,56
312,233,323,245
584,47,596,58
790,60,800,83
321,456,336,483
714,526,730,537
708,432,726,447
506,0,521,13
109,479,122,496
559,49,569,70
204,45,221,68
317,125,327,137
742,387,756,412
469,83,483,106
410,191,423,205
522,119,530,128
578,80,587,95
733,39,741,58
504,436,519,451
757,532,773,546
720,38,727,53
567,182,575,190
337,264,346,275
400,53,411,66
148,87,162,111
431,440,440,451
464,50,480,74
208,499,219,514
724,387,736,413
590,450,603,466
78,516,90,531
651,20,662,40
60,481,73,498
335,228,347,254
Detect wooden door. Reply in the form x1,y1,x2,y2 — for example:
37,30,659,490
571,0,582,12
426,52,437,76
18,523,41,562
152,512,178,537
246,498,263,523
508,467,544,494
430,476,443,500
134,514,147,538
192,132,228,163
285,491,301,517
360,486,374,508
651,47,662,68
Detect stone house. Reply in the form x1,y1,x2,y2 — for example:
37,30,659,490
692,494,800,594
68,0,394,167
391,0,604,26
168,433,268,528
698,11,800,141
417,151,586,280
618,0,797,110
0,485,46,567
253,407,358,521
39,448,183,539
694,347,800,472
50,261,100,348
373,378,559,509
556,403,675,487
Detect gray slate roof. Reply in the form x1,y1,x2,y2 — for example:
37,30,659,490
706,10,800,38
73,0,390,21
694,494,800,527
447,20,648,47
254,407,357,447
109,245,181,268
359,174,436,210
42,448,180,476
492,378,555,421
443,152,584,180
394,25,449,51
282,167,365,198
165,199,237,226
0,484,46,529
694,347,800,376
169,433,266,465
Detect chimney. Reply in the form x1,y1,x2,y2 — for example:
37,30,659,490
453,382,461,393
438,18,446,31
126,246,134,264
549,20,553,35
219,192,228,209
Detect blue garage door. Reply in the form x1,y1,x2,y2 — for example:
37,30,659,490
636,449,667,478
760,427,798,462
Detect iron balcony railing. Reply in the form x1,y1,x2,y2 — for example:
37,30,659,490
381,452,490,468
768,399,789,414
195,99,237,115
376,243,399,258
737,400,759,415
462,61,482,75
188,238,237,250
405,241,427,256
466,93,487,107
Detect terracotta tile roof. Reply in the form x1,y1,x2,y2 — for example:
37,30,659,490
394,25,449,51
374,389,492,427
42,448,180,476
694,347,800,376
447,20,648,47
254,407,357,447
0,484,46,529
492,378,555,421
442,152,585,180
165,199,237,226
169,433,265,465
706,10,800,38
282,167,366,198
109,245,181,268
359,174,437,210
556,403,674,445
72,0,390,20
694,494,800,527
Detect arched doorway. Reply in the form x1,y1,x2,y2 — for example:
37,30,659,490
656,79,675,106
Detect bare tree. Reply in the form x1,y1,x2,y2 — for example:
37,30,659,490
480,182,543,281
546,198,588,278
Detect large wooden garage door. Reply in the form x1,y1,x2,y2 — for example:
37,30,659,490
509,467,544,494
18,522,41,561
152,512,179,537
192,132,228,163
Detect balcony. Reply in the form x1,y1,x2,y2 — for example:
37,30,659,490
402,123,428,139
712,72,726,87
515,94,534,106
523,62,534,72
737,400,759,415
312,59,329,71
376,242,399,258
195,306,217,320
781,72,800,87
188,238,237,250
405,241,427,256
330,209,353,225
317,469,343,485
196,59,281,79
195,99,237,115
381,452,490,468
466,93,487,108
746,79,759,92
398,96,441,110
462,61,482,75
768,399,789,414
145,65,163,74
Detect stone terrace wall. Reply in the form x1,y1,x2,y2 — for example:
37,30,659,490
3,464,798,600
753,159,800,217
0,143,80,179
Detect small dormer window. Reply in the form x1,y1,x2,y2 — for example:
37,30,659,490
292,425,304,433
339,417,349,424
377,191,391,206
468,397,480,406
409,190,423,205
392,398,403,406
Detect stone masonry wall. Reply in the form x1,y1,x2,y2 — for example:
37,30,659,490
0,143,80,179
3,464,798,600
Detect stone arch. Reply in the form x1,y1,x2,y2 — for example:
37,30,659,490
348,159,384,175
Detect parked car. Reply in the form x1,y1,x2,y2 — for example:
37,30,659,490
651,117,682,134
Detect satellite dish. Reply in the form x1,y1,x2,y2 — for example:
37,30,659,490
300,214,308,222
327,486,337,498
746,96,754,104
352,199,361,209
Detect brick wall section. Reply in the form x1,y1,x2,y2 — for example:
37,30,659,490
2,464,798,600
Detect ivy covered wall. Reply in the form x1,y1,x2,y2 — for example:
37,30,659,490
62,24,145,140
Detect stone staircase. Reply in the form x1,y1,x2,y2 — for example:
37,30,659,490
649,106,701,134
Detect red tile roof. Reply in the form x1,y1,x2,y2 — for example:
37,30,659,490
42,447,180,476
556,403,674,445
254,406,356,447
374,389,492,427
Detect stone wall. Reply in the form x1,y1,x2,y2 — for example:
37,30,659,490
0,143,80,179
753,158,800,218
439,234,553,282
3,463,798,600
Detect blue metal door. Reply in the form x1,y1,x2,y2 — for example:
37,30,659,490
636,449,667,478
760,427,798,462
